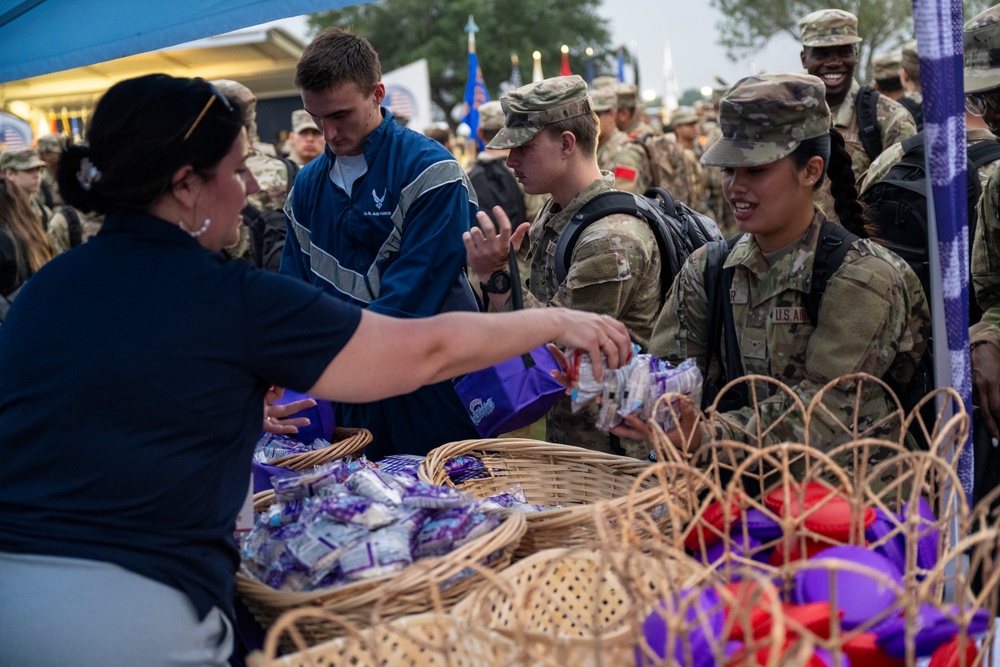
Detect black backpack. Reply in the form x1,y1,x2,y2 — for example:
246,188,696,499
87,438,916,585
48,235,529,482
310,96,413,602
469,158,526,228
58,205,83,248
855,85,883,162
554,187,723,306
860,131,1000,324
700,221,932,446
242,158,299,271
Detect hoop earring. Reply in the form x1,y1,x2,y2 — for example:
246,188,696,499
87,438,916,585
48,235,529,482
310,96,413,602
180,218,211,237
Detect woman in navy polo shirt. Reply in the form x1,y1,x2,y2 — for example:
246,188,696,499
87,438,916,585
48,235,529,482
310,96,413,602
0,74,631,667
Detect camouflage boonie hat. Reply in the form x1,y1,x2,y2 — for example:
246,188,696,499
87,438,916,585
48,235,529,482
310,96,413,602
872,51,902,81
900,40,919,76
292,109,320,134
670,108,699,127
36,133,66,154
798,9,863,47
614,82,639,109
212,79,257,134
701,72,831,168
590,88,617,112
0,147,46,171
964,5,1000,94
591,75,618,90
477,100,505,132
488,75,593,150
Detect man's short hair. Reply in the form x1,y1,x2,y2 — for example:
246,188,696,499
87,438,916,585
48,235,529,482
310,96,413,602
295,27,382,94
543,110,600,157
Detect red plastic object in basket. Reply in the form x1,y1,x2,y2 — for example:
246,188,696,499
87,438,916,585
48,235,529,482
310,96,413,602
684,499,742,551
842,632,905,667
802,499,876,542
768,537,832,566
928,635,979,667
765,482,839,517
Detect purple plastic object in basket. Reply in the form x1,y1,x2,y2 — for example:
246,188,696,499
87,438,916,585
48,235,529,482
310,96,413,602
742,508,783,541
876,604,961,658
704,532,763,566
792,545,902,631
638,588,724,667
865,508,907,575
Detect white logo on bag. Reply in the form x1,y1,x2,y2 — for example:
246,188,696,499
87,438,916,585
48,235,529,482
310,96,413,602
469,398,495,425
373,188,387,210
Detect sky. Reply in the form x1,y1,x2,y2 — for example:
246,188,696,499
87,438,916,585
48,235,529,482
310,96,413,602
259,0,804,100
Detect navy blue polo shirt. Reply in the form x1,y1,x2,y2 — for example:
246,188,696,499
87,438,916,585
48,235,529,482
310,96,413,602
0,213,361,618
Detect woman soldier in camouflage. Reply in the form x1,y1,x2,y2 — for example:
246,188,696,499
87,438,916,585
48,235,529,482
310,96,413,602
615,72,930,456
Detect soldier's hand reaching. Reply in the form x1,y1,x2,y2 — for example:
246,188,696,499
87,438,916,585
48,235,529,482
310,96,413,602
463,205,531,283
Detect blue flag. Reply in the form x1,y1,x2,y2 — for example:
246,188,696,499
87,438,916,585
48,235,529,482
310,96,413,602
585,54,595,86
912,0,973,498
462,50,490,151
617,47,626,82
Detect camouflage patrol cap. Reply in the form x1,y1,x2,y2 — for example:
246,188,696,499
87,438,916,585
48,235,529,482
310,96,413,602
36,133,66,154
0,147,46,172
590,88,617,112
591,75,618,90
477,100,505,132
872,51,902,81
292,109,320,134
211,79,257,135
488,75,593,150
701,72,831,168
798,9,863,48
964,5,1000,93
900,40,919,76
614,82,639,109
670,108,699,127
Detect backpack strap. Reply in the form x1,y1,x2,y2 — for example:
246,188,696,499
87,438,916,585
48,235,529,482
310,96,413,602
701,235,745,411
60,205,82,248
804,220,861,327
968,140,1000,170
555,190,680,305
854,85,883,162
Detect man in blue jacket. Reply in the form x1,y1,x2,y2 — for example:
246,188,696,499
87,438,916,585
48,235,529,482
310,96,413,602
281,27,481,457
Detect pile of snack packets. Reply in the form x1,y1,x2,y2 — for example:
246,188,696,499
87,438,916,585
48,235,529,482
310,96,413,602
241,454,555,592
252,432,334,464
568,349,703,431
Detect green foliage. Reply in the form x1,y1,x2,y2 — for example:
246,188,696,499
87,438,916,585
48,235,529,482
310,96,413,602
308,0,613,127
708,0,994,83
679,88,705,106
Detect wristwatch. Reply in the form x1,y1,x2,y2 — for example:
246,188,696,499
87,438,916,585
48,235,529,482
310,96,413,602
480,270,512,295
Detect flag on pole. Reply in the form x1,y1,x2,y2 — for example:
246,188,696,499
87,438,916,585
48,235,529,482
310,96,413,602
616,47,626,82
662,40,680,115
461,15,490,151
510,54,522,89
585,47,595,86
532,50,544,82
911,0,973,498
560,45,571,76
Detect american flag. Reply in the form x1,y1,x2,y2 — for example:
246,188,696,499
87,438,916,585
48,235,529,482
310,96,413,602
382,84,416,121
0,112,31,148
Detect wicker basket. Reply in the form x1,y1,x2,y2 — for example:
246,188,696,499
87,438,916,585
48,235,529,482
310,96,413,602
418,438,693,557
246,609,521,667
236,489,527,644
266,427,372,471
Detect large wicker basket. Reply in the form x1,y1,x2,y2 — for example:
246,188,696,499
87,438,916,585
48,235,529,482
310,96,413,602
236,489,526,644
418,438,695,558
246,609,521,667
266,427,372,471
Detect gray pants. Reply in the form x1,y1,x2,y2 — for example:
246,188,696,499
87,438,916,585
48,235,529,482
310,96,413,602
0,551,233,667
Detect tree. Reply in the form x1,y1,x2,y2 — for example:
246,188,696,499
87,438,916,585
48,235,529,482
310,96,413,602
708,0,993,83
679,88,705,107
308,0,613,129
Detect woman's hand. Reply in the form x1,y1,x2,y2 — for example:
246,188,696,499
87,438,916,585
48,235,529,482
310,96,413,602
262,386,316,435
548,310,631,382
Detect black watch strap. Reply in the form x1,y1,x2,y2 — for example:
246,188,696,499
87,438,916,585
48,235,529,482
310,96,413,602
480,269,512,294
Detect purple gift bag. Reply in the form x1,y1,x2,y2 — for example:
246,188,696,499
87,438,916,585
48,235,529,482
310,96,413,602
270,389,335,445
454,244,564,438
454,345,564,438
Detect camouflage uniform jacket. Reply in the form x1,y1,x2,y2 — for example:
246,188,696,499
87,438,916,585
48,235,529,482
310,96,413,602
814,79,917,222
519,173,662,457
625,119,659,138
860,127,999,194
972,161,1000,348
596,127,631,168
47,208,104,254
606,139,653,196
226,151,295,261
650,211,930,451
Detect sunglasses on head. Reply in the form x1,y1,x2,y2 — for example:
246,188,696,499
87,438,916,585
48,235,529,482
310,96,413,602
182,79,234,141
964,91,1000,117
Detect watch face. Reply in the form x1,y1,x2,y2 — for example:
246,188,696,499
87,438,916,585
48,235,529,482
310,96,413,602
486,270,511,293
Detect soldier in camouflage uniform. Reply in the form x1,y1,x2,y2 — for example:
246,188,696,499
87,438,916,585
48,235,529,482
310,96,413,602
592,87,651,195
212,80,297,265
464,75,661,458
898,40,923,131
965,5,1000,443
36,134,65,209
798,9,916,222
666,108,711,216
614,83,658,138
624,73,930,456
1,148,51,227
871,51,905,101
